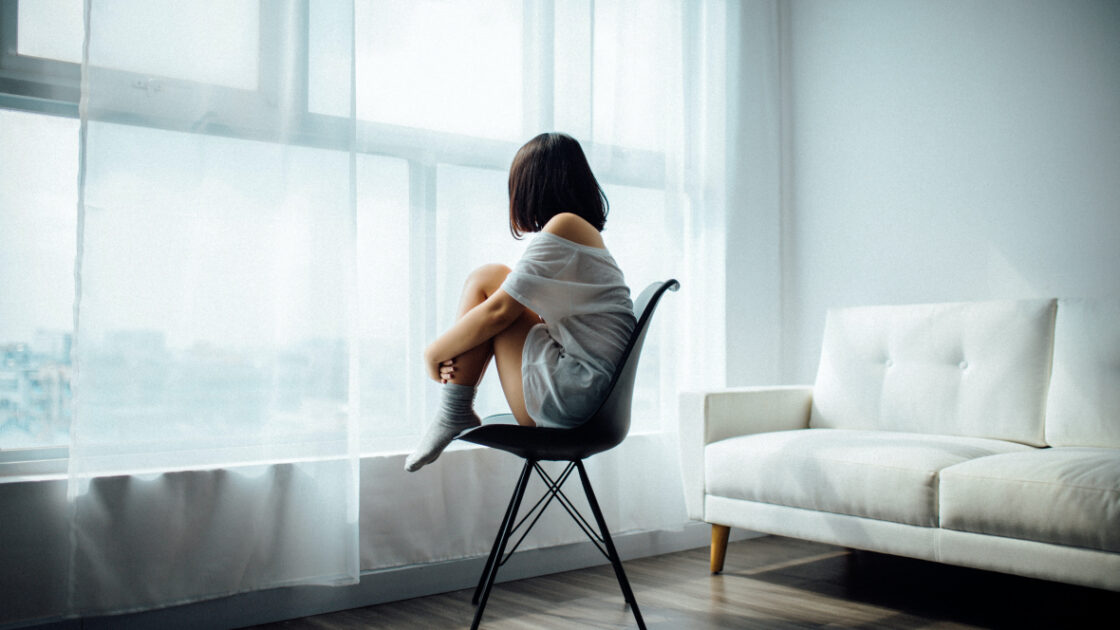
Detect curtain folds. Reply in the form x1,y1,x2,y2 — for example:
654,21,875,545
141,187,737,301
68,1,360,614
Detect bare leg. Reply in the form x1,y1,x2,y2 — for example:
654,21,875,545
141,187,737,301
493,309,539,426
440,264,510,386
440,263,538,426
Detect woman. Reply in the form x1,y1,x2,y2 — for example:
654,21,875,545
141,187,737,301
406,133,635,472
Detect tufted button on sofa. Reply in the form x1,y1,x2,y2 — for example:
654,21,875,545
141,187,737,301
679,298,1120,590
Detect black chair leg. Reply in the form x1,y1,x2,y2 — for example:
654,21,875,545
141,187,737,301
576,460,646,630
472,459,534,630
472,458,533,605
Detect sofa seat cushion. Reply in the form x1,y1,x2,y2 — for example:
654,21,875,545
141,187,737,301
704,429,1032,527
940,447,1120,552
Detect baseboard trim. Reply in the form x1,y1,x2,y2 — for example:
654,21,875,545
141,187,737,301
18,523,758,630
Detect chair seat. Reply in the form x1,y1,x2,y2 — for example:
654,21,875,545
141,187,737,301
458,414,621,461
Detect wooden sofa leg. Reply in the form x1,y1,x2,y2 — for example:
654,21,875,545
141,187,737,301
710,524,730,574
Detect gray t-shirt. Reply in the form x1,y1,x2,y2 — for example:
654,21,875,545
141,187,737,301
500,232,636,428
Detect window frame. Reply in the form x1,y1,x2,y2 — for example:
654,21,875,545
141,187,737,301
0,0,79,116
1,0,664,178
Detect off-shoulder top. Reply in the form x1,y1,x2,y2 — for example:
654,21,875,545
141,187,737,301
500,232,636,428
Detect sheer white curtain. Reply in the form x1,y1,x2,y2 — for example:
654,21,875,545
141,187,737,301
68,0,359,614
56,0,738,613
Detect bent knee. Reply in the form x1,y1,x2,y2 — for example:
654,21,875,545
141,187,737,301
467,263,513,291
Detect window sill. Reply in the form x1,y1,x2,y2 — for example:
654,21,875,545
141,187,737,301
0,428,672,483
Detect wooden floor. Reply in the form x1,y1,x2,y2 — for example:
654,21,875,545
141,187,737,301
245,536,1119,629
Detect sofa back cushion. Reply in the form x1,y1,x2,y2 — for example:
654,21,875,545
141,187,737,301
1046,298,1120,448
810,299,1056,446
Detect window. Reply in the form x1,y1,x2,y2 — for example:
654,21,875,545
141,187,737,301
354,0,524,141
19,0,261,89
0,0,684,457
0,108,78,449
16,0,82,64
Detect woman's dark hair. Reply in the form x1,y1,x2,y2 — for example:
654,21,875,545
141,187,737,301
508,132,609,238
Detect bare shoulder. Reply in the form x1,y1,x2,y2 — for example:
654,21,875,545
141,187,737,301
541,213,605,249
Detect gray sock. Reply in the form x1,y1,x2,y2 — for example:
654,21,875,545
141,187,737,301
405,383,481,472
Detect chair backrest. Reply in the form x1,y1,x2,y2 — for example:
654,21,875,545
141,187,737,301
570,279,679,456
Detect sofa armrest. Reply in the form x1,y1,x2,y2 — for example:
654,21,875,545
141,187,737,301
677,386,813,521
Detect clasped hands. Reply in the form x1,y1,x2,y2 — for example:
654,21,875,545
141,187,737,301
424,348,458,384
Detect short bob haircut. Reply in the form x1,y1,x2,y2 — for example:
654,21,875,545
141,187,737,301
508,132,608,238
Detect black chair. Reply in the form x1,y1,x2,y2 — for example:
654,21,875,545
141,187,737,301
456,279,679,630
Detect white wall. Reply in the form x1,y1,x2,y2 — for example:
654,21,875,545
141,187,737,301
725,0,784,387
778,0,1120,382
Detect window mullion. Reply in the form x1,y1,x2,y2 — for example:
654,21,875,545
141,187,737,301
261,0,312,137
407,160,438,430
522,0,554,136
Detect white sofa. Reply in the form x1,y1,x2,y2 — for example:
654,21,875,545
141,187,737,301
679,298,1120,591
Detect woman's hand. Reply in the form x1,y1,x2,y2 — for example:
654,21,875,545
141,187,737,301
438,358,456,384
424,347,457,383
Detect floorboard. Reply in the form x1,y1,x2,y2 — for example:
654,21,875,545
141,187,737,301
243,536,1119,629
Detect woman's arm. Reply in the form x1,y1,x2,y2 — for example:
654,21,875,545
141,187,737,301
423,288,525,381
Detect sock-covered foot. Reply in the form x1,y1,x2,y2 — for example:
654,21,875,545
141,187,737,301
405,383,481,472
